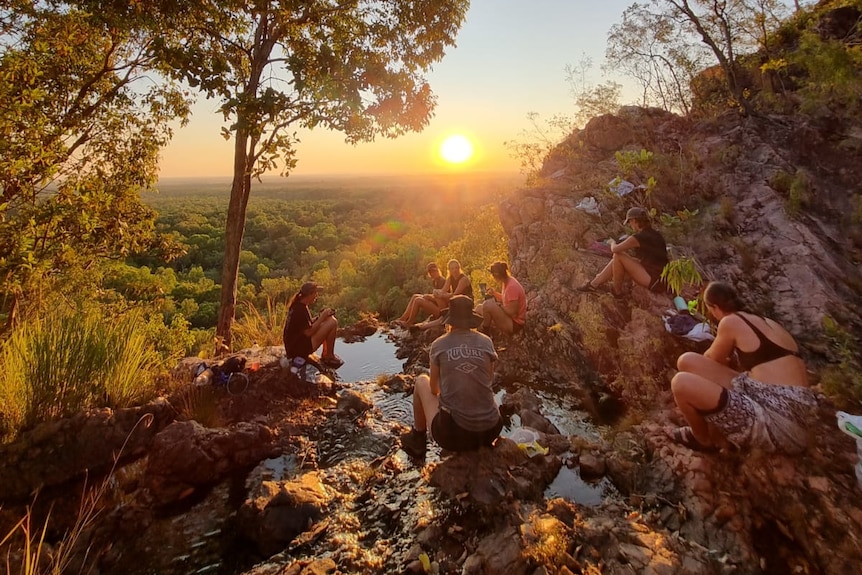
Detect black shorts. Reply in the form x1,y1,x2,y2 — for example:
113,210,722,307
431,408,502,452
646,265,668,292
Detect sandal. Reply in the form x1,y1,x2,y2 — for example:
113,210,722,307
576,281,597,293
670,426,717,452
321,354,344,369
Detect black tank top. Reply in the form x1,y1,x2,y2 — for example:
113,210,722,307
449,273,474,301
734,313,800,371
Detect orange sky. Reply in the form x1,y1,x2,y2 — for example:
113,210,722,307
158,1,639,179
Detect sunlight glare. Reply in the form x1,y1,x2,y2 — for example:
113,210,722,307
439,134,474,164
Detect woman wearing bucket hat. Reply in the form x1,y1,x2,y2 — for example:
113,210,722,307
576,206,668,298
282,281,343,368
400,295,503,458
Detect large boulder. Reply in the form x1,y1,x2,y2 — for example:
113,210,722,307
428,438,561,505
237,473,329,557
143,420,279,506
0,399,174,503
583,114,633,152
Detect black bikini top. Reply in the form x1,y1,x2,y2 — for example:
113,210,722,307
734,313,800,371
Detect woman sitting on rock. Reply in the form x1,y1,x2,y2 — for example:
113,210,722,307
669,281,817,453
413,259,474,331
577,206,668,297
400,295,503,458
392,262,446,327
282,282,343,369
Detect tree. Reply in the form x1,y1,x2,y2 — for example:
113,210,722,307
160,0,469,351
610,0,790,116
0,2,190,329
606,4,707,114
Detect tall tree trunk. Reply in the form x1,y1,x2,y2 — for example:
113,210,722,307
215,129,253,354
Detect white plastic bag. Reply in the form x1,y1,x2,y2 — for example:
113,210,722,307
575,196,600,216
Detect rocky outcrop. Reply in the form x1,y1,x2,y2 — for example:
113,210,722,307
497,107,862,573
238,473,329,557
428,438,562,505
143,420,280,506
0,399,174,502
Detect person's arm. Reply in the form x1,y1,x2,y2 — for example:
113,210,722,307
434,277,453,299
610,234,640,253
704,316,737,365
303,307,335,337
429,357,441,396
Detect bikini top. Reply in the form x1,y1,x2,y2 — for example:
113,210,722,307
734,313,800,371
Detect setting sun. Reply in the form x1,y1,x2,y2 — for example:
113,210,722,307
439,134,474,164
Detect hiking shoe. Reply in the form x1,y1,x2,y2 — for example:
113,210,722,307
400,429,427,458
321,354,344,369
576,281,597,293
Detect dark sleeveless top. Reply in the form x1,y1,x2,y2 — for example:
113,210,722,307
734,313,800,371
448,272,474,302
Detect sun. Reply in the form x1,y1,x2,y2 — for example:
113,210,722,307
439,134,474,164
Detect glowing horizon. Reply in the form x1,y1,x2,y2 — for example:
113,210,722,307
158,0,640,179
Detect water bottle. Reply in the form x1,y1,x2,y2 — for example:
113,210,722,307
289,356,306,376
249,342,261,371
836,411,862,489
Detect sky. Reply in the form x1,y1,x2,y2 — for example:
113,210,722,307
158,0,637,179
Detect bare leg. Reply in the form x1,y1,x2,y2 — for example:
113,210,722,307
670,371,726,445
586,260,614,288
481,299,514,334
311,316,338,357
398,294,423,322
405,297,440,325
611,252,651,293
412,374,439,432
677,352,739,389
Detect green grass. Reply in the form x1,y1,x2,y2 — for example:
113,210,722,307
0,309,161,440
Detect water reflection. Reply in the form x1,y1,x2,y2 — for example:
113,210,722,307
544,466,613,506
334,332,404,382
317,332,615,508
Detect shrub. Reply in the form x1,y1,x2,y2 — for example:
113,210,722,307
232,297,289,350
819,315,862,409
661,256,704,296
0,308,160,439
770,169,811,218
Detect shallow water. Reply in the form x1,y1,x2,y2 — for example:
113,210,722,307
544,466,615,505
319,334,614,507
333,332,404,382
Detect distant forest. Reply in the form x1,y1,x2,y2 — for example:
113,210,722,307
118,173,517,351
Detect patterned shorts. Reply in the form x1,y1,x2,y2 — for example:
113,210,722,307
704,373,817,454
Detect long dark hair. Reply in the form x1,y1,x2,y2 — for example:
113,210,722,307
703,281,745,313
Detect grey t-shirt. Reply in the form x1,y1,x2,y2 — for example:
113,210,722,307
430,329,500,432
